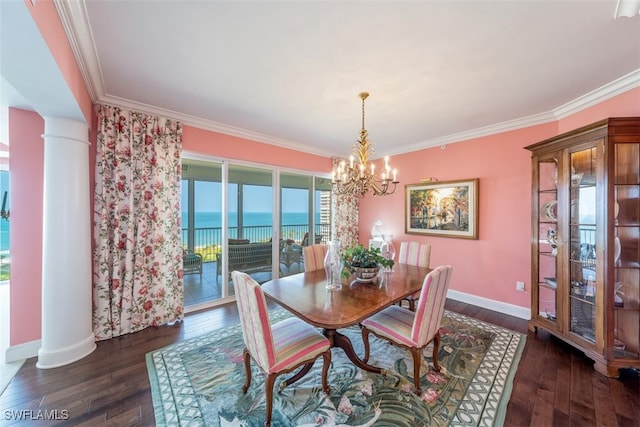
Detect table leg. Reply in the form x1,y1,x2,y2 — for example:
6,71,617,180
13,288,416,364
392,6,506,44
324,329,386,375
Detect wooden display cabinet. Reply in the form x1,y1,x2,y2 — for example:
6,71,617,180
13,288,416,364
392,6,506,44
526,117,640,377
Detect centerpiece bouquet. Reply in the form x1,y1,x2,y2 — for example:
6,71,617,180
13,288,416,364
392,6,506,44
341,244,394,282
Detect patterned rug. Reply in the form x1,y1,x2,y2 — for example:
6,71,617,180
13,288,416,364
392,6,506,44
146,309,525,426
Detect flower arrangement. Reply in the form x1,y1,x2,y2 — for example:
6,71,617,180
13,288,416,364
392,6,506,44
341,244,394,278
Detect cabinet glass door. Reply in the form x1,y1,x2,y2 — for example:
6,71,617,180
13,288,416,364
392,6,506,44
569,147,597,342
538,159,558,322
613,142,640,360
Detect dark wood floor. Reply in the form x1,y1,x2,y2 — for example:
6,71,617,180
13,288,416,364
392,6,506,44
1,299,638,426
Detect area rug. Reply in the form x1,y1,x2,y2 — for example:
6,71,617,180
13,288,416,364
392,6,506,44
146,309,526,426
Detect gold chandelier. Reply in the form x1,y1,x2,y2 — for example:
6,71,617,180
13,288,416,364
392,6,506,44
331,92,399,197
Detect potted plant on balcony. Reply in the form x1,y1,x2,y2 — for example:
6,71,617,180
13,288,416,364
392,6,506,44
341,244,394,282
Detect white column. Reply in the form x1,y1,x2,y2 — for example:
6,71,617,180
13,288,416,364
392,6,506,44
37,117,95,369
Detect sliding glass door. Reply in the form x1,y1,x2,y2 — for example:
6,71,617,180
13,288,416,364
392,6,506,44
278,174,333,276
280,173,312,276
226,164,274,289
181,157,331,310
181,159,223,309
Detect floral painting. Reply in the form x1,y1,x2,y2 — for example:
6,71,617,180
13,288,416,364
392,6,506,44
405,179,478,239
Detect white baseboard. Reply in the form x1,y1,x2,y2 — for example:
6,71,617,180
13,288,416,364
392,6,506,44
36,334,96,369
447,289,531,320
5,339,40,363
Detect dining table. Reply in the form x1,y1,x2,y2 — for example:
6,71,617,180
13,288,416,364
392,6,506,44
261,263,431,387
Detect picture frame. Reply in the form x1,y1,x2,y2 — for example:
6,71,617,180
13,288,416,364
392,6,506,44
405,178,479,239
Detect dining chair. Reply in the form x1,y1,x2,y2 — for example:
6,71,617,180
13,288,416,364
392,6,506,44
302,243,328,272
398,241,431,311
360,264,453,394
231,271,332,426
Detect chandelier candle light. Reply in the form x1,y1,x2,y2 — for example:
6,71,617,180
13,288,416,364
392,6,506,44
331,92,399,197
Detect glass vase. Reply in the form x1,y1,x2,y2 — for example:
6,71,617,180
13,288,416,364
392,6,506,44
381,234,396,271
324,240,342,290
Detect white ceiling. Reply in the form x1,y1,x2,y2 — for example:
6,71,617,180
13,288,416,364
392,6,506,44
8,1,640,158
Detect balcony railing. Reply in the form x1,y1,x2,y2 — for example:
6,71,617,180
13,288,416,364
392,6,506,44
182,223,330,263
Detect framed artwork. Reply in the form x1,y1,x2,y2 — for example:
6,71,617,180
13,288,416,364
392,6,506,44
405,178,479,239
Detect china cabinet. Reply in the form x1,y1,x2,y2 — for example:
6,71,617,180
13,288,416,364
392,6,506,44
526,117,640,377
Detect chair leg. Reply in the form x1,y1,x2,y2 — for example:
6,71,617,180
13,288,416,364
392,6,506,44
264,373,277,427
279,362,314,390
321,350,332,395
361,327,371,363
432,332,441,372
242,347,252,393
409,347,423,395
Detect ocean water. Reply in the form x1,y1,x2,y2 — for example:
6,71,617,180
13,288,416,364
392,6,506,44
0,212,316,252
0,172,8,252
0,229,7,252
182,211,323,248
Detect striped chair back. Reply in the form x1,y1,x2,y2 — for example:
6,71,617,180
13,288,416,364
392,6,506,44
303,244,328,272
411,265,453,346
232,271,276,372
398,241,431,268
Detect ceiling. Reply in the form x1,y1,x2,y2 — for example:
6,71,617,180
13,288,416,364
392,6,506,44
6,1,640,159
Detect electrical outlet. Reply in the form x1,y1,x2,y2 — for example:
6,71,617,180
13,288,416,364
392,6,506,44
516,281,525,292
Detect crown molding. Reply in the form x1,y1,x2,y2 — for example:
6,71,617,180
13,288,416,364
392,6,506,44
382,68,640,158
553,68,640,119
56,1,640,159
383,111,557,157
97,93,335,158
54,0,101,103
55,2,333,157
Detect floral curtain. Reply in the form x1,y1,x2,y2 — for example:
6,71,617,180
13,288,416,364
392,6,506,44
331,157,359,252
93,104,184,340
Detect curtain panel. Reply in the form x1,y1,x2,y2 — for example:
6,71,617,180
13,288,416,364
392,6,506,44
93,104,184,340
331,157,359,252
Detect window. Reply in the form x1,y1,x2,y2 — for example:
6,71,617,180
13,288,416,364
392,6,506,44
181,157,331,310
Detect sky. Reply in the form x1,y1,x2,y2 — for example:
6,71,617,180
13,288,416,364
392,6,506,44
183,181,319,213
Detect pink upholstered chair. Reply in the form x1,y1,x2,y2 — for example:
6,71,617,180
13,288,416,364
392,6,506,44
232,271,332,426
303,243,328,272
398,241,431,311
361,265,453,394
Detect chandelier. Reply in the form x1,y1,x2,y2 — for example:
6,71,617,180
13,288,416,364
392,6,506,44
331,92,399,197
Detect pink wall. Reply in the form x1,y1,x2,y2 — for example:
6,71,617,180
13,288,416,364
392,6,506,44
359,88,640,309
359,123,555,308
9,108,44,345
9,94,639,348
183,126,331,171
8,2,93,347
25,0,93,125
8,2,640,348
559,89,640,133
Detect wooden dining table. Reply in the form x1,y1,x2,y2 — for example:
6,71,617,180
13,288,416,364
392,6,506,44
261,263,431,385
